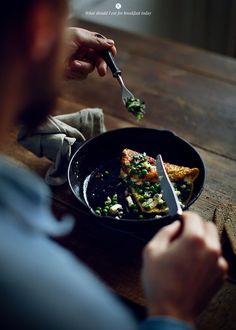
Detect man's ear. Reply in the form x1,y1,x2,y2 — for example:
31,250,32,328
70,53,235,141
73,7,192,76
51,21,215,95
26,1,58,62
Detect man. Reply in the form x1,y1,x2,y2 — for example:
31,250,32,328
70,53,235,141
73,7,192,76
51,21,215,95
0,1,228,329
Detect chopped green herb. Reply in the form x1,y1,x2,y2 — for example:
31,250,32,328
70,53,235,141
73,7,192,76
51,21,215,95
125,97,146,120
130,168,137,175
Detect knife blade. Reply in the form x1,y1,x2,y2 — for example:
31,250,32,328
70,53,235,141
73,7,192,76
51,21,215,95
156,154,183,218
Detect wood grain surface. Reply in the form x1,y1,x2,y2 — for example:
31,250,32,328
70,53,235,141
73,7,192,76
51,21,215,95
2,19,236,330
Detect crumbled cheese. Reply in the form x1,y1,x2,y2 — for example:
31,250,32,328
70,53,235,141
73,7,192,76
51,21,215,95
126,196,134,207
109,204,123,215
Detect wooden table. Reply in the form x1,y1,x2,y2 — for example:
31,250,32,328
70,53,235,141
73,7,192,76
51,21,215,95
4,20,236,329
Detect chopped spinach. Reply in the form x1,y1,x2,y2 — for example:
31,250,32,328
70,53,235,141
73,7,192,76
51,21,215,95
125,97,146,120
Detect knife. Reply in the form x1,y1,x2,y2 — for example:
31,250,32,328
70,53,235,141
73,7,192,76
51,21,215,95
156,154,183,219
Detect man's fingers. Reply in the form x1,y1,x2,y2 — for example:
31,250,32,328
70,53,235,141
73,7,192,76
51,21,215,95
145,221,182,255
181,212,205,243
66,28,117,80
65,60,95,80
71,60,95,75
65,71,88,80
109,45,117,57
96,57,107,76
80,30,115,49
218,256,228,274
203,221,222,256
158,220,182,242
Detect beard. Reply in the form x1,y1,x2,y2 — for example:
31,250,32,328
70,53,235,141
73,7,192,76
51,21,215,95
18,89,58,131
18,86,59,132
18,46,62,132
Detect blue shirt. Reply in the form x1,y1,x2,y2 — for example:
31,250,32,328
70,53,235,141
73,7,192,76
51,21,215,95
0,156,194,330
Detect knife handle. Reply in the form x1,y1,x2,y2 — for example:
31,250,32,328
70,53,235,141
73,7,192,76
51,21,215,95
171,211,184,240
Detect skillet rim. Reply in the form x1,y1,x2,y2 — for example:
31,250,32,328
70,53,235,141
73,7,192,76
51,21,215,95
67,127,205,225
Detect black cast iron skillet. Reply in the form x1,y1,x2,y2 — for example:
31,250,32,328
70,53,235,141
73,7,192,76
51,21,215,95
68,127,205,233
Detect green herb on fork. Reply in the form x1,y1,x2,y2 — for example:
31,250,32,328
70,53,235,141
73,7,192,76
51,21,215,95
126,97,146,120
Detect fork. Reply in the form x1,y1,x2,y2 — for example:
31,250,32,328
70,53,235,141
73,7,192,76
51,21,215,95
95,33,135,104
101,49,135,105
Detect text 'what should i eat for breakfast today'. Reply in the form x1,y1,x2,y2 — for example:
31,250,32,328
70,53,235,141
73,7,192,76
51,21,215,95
85,11,152,16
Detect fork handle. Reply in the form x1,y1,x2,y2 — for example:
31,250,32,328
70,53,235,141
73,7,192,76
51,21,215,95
101,50,121,78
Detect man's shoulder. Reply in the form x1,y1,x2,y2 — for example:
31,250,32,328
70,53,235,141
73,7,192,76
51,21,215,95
0,155,74,236
0,155,49,199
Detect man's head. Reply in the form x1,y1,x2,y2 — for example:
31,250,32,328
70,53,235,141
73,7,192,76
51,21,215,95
0,0,68,132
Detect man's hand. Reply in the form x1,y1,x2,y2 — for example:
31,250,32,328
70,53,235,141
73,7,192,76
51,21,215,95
142,212,228,325
64,28,117,80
